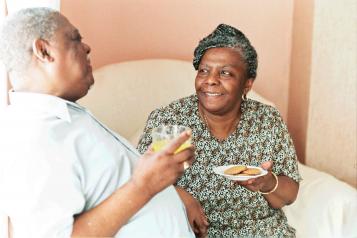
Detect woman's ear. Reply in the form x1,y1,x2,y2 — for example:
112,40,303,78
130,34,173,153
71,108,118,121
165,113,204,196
32,39,54,62
243,78,254,94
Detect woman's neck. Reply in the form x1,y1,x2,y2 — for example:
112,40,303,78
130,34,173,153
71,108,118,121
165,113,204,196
199,104,242,141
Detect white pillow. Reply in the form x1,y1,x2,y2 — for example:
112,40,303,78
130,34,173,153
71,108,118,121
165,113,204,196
129,127,145,147
248,90,276,107
283,163,357,238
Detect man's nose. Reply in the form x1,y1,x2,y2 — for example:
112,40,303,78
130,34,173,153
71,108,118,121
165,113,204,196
83,42,91,54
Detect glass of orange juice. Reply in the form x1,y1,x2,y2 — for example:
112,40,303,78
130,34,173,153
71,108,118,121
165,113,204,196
151,125,192,154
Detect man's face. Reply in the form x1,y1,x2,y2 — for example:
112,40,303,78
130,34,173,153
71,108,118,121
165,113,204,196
47,17,94,102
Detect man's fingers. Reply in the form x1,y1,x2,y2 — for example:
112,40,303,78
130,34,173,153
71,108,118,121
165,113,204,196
172,146,195,164
162,130,192,154
144,144,155,155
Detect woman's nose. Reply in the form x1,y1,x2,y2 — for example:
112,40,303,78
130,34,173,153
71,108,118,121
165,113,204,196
206,72,219,85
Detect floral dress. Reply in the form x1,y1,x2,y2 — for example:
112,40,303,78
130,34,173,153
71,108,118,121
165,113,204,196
137,94,301,238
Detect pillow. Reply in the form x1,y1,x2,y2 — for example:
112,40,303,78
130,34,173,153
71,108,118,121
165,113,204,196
248,90,276,107
283,163,357,238
129,127,145,148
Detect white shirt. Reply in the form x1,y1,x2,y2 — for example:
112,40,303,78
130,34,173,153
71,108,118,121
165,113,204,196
0,92,194,238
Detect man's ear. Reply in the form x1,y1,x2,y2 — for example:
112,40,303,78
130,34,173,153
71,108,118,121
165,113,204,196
32,39,54,62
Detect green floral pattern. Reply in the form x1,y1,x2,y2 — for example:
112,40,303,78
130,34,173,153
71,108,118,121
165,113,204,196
137,95,301,238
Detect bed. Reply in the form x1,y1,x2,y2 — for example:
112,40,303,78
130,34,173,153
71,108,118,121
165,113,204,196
79,59,357,238
1,59,355,238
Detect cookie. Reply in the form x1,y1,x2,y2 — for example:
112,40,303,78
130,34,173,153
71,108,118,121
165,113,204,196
224,165,247,175
241,168,261,175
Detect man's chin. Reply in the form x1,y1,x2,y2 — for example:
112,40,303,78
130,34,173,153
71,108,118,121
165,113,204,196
87,76,95,90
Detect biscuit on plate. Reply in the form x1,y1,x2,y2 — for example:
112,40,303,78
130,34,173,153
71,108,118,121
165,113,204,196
241,168,261,175
224,165,247,175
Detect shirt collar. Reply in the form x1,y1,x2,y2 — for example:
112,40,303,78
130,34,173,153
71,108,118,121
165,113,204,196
8,91,86,122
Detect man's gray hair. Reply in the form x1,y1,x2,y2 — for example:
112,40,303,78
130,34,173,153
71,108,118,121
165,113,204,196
193,24,258,79
0,7,63,76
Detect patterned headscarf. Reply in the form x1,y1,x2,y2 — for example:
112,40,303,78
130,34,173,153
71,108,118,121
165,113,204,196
193,23,258,79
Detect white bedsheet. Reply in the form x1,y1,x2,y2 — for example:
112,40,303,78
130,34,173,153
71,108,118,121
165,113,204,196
283,163,357,238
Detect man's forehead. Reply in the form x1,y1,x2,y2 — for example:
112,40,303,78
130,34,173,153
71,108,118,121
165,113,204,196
57,16,78,32
59,21,80,36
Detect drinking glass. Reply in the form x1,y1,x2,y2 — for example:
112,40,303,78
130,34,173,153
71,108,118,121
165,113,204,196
151,125,192,153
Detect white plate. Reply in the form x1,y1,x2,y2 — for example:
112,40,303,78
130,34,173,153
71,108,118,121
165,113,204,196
213,165,268,181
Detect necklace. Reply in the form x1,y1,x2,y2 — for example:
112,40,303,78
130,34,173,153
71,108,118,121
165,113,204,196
200,108,240,142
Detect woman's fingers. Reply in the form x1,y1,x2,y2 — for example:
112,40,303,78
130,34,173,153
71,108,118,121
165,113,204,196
261,160,273,171
201,209,209,226
196,218,208,237
192,221,199,234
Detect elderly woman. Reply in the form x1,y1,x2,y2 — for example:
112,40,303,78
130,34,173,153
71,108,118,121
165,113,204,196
137,24,301,237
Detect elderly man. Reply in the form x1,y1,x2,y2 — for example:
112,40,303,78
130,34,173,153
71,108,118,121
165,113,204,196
0,8,195,238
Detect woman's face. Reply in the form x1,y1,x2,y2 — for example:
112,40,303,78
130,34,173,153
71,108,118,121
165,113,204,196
195,47,253,115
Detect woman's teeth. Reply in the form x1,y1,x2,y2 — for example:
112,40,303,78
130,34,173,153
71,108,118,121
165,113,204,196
206,92,222,96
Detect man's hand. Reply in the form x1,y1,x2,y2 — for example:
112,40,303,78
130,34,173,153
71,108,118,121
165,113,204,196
131,130,195,198
175,187,208,237
72,131,194,236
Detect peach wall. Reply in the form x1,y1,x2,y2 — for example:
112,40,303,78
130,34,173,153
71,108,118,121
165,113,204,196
288,0,314,163
61,0,294,120
305,0,357,187
288,0,357,187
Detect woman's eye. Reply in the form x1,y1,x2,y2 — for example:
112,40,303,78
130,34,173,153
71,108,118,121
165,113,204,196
198,68,208,74
221,70,231,76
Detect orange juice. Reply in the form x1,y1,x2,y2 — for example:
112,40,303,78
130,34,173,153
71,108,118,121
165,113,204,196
152,139,191,153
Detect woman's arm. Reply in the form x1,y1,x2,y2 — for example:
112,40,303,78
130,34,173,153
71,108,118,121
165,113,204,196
262,174,299,208
236,161,299,209
175,186,209,237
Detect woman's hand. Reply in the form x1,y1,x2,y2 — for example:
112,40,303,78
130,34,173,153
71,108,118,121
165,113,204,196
235,161,276,192
175,187,209,237
235,161,299,209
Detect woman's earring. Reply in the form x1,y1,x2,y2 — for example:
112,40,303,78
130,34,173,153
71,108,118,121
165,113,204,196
242,93,247,101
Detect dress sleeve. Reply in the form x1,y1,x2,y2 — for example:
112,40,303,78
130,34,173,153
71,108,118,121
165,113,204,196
137,109,164,154
271,109,302,183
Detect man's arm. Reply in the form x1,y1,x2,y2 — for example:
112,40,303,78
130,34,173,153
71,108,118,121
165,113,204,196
72,179,151,236
72,131,194,236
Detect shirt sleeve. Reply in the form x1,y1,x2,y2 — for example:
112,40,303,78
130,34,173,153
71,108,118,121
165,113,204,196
270,108,302,183
0,128,86,238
